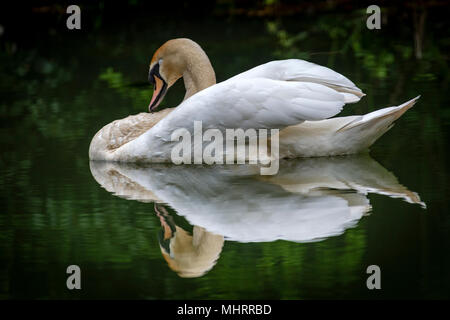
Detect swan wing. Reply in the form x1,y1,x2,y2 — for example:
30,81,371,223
230,59,364,103
154,77,347,132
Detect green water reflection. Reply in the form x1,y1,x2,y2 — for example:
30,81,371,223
0,4,449,299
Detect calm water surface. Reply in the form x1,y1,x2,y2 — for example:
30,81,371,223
0,14,449,299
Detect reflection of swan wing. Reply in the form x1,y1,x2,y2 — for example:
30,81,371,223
265,155,426,208
89,161,163,203
90,161,368,242
174,188,368,243
136,165,368,242
89,155,425,243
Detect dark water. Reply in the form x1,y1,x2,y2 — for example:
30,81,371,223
1,8,449,299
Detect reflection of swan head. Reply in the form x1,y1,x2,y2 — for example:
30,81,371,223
154,203,223,278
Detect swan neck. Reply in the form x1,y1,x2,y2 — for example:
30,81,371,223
182,49,216,100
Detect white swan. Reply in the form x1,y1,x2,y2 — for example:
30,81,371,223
89,38,419,162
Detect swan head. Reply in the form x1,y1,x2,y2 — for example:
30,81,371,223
148,40,185,112
148,38,216,112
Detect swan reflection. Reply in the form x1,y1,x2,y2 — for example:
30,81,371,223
90,155,425,277
154,203,224,278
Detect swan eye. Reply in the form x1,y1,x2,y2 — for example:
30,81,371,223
149,62,163,85
148,64,157,85
148,73,155,85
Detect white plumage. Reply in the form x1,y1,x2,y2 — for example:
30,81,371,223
230,59,364,103
89,39,419,163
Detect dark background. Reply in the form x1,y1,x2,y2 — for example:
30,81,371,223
1,0,449,300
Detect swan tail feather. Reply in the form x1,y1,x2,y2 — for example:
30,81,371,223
278,96,419,158
328,96,420,154
337,96,420,132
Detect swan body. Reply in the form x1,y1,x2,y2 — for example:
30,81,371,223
89,38,419,163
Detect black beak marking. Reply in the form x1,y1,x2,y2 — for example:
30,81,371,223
148,63,168,112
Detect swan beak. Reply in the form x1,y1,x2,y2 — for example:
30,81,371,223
149,75,168,113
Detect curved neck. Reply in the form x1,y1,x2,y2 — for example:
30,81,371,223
181,46,216,100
